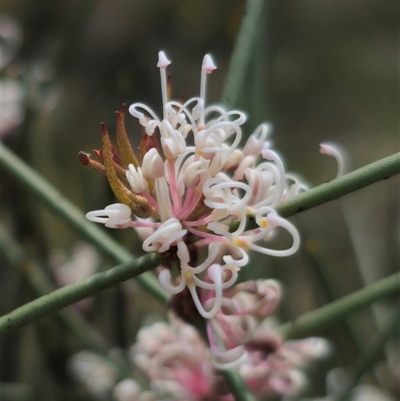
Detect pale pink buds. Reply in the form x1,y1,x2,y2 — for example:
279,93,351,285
142,148,164,179
126,164,148,193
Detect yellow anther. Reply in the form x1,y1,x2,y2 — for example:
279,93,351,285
259,218,268,228
232,237,250,249
246,207,255,216
227,265,240,273
183,270,195,287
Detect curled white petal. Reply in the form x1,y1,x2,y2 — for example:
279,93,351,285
160,120,186,159
320,142,345,178
142,218,186,253
211,345,248,370
242,123,271,157
193,263,238,290
222,247,249,267
251,212,300,257
128,103,159,126
261,148,286,208
177,241,220,275
186,264,223,319
158,269,186,294
183,160,209,190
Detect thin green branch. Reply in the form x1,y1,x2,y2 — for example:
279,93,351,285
0,251,160,338
276,153,400,218
220,0,266,108
0,143,167,304
277,272,400,339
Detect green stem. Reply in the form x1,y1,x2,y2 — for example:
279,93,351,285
277,272,400,339
0,251,160,339
221,0,266,108
0,143,167,304
276,153,400,218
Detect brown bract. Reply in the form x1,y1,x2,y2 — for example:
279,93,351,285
79,105,158,219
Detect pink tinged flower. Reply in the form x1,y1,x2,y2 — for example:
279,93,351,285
224,279,282,318
82,51,305,319
131,318,215,400
203,279,282,373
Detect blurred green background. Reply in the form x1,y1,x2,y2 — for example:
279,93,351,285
1,0,399,400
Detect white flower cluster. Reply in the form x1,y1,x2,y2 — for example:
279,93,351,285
85,52,307,318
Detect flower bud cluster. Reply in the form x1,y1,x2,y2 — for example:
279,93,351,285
128,279,331,399
82,51,319,318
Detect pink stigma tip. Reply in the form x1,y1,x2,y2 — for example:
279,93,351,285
202,54,217,73
157,51,171,68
